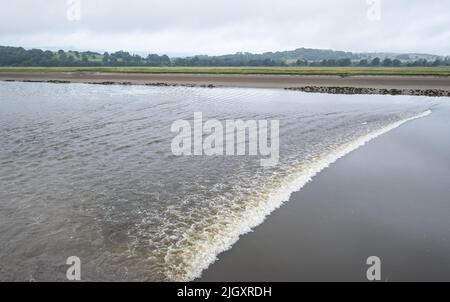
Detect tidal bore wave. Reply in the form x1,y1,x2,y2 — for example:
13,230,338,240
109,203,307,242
0,81,435,281
164,110,432,281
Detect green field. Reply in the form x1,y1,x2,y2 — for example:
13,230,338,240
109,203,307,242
1,66,450,77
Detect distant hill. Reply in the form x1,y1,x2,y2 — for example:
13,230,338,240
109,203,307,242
356,52,443,62
175,48,448,67
187,48,445,63
190,48,356,64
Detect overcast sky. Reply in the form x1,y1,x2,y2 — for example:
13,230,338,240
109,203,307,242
1,0,449,56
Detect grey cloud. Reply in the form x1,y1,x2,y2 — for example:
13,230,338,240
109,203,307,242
0,0,449,55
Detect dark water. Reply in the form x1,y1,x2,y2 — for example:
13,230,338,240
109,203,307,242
200,102,450,282
0,82,435,281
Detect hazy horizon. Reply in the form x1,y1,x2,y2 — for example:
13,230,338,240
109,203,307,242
1,0,450,56
1,45,448,59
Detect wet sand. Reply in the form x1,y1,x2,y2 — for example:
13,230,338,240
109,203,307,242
199,100,450,282
1,72,450,96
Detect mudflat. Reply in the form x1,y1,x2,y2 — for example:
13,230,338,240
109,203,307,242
1,72,450,95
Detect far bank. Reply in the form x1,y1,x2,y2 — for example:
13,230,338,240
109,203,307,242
1,69,450,97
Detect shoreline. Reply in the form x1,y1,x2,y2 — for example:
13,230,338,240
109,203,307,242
199,102,450,282
1,72,450,97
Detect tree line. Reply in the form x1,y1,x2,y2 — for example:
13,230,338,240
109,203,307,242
0,46,170,67
1,46,449,67
302,57,449,67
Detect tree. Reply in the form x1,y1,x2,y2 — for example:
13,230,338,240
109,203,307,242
160,55,171,66
359,59,368,66
371,57,381,66
102,52,110,64
392,59,401,67
67,56,75,64
432,59,441,66
59,52,68,61
296,59,308,66
337,58,351,66
382,58,392,66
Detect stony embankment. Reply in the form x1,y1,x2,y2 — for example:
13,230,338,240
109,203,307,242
285,86,450,97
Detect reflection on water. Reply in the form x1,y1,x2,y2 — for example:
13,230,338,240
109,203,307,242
0,82,434,281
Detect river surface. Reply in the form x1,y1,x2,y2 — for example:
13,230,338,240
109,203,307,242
0,81,436,281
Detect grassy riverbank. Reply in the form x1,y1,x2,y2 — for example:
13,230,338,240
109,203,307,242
1,66,450,77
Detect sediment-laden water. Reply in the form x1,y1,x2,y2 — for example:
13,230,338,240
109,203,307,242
0,82,435,281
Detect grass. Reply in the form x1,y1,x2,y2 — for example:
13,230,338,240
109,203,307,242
0,66,450,77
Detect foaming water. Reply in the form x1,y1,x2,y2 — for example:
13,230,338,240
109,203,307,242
0,82,436,281
166,110,432,281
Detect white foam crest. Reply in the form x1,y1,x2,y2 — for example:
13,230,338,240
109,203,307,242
163,110,431,281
